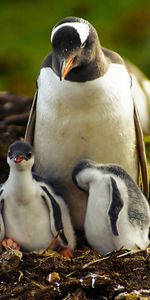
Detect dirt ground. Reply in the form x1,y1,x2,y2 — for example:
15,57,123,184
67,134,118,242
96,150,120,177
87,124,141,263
0,246,150,299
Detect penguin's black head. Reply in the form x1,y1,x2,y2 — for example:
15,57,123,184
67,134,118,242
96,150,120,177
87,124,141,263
72,159,95,192
51,17,103,81
7,141,34,170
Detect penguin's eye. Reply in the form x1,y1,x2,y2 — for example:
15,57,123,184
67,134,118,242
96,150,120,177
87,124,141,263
80,41,86,48
28,152,32,159
8,150,12,157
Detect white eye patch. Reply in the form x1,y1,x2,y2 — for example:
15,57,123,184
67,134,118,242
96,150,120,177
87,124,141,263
51,22,90,45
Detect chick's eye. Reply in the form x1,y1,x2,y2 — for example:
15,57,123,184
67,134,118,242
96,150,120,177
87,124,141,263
28,152,32,159
80,41,86,48
8,150,11,157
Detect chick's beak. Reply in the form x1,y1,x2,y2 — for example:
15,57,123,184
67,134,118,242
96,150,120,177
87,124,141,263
60,56,75,80
13,156,25,164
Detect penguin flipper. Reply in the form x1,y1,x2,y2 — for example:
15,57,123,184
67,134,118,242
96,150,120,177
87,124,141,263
25,89,37,144
41,185,68,246
0,189,5,241
108,177,124,236
133,102,149,199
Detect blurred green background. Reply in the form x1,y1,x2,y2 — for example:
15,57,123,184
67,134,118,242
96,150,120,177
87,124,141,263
0,0,150,96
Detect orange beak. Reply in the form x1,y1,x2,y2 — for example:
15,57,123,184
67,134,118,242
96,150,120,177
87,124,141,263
60,56,74,80
14,156,25,163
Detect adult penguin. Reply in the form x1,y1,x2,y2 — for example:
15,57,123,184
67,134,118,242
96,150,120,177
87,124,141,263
25,17,148,229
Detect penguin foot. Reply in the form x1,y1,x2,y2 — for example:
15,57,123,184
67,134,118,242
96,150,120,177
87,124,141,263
58,246,74,258
2,238,20,250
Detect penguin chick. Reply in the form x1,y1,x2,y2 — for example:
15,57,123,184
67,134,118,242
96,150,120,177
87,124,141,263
0,141,75,256
72,159,150,255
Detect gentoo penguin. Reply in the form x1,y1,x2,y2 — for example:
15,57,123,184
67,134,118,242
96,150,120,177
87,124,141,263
0,141,75,256
72,159,150,255
25,16,148,230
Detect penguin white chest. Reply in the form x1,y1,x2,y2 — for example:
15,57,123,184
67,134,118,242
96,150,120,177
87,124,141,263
34,64,137,182
3,184,52,251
